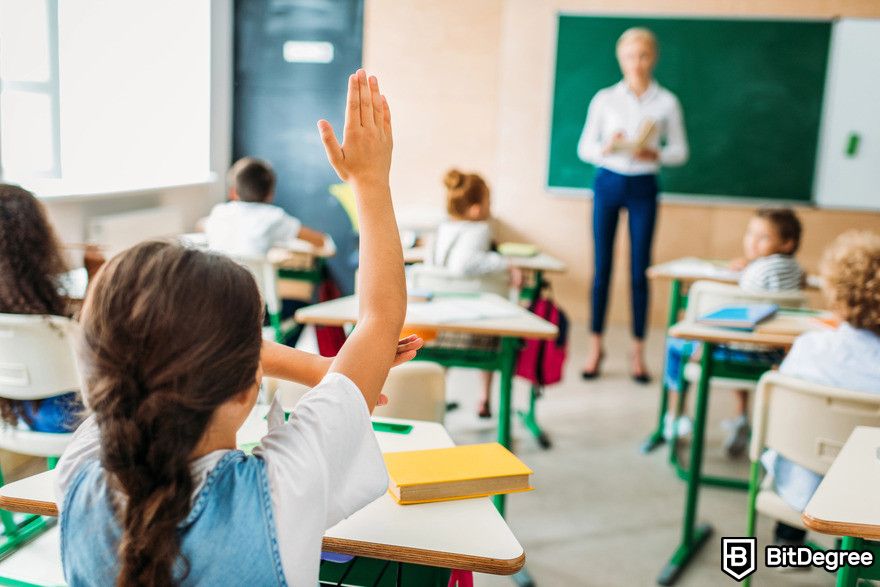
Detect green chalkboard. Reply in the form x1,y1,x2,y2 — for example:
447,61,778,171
548,15,831,201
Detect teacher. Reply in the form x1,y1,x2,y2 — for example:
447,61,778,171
577,27,688,383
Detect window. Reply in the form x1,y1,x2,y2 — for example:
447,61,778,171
0,0,60,177
0,0,211,191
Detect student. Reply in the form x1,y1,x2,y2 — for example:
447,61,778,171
56,70,420,586
429,169,512,418
762,230,880,545
664,208,805,457
0,184,84,433
204,156,330,257
430,170,507,277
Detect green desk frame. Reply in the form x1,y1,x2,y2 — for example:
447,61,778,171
319,556,451,587
0,458,59,582
270,259,327,345
657,341,771,585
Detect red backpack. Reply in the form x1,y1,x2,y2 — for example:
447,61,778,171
516,291,569,386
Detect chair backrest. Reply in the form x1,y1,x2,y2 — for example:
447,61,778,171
234,255,281,315
407,263,510,298
372,362,446,423
750,372,880,475
684,280,806,321
0,314,81,400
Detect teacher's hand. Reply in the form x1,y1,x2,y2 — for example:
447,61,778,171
633,147,659,162
602,132,626,156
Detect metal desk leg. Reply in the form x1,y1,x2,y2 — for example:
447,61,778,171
517,385,551,449
493,337,518,517
657,342,715,585
642,279,684,454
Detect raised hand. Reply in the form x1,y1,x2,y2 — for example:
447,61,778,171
317,69,392,187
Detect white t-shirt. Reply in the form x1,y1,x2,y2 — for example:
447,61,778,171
577,80,689,176
430,220,507,277
55,373,389,587
204,200,303,257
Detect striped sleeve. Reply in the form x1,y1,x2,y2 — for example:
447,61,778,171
739,255,804,292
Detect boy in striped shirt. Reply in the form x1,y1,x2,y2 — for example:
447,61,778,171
733,208,805,293
664,208,804,457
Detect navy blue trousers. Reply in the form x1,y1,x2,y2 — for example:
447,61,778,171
590,168,658,339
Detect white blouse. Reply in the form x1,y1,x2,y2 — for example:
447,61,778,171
577,80,689,176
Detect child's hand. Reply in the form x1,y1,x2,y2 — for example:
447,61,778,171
729,257,749,271
602,131,626,155
317,69,392,187
374,335,424,407
392,334,423,367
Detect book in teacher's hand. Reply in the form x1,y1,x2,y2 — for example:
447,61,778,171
383,443,533,505
697,303,779,330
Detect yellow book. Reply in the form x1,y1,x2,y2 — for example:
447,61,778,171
383,443,533,505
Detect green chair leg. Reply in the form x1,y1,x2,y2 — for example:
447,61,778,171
742,460,762,587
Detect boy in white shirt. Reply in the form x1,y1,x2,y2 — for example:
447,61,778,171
204,157,328,257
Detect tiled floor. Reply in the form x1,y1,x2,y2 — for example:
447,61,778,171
0,324,838,586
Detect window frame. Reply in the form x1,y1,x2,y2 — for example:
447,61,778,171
0,0,62,180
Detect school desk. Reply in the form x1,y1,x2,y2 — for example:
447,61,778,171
178,232,335,294
802,426,880,587
295,293,557,512
0,413,525,586
642,258,821,455
403,248,567,302
658,312,826,585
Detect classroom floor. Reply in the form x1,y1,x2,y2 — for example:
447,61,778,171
442,323,835,587
0,324,838,586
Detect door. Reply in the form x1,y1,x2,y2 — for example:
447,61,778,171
234,0,363,292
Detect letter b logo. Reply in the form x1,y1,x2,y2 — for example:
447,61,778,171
722,538,757,581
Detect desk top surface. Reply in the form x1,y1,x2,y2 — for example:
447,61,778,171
296,293,558,340
0,412,525,574
404,247,567,273
668,311,830,348
648,257,821,290
802,426,880,540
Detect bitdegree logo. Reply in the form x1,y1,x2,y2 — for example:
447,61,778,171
766,545,874,573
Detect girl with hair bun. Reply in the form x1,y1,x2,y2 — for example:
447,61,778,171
56,70,422,586
430,168,511,418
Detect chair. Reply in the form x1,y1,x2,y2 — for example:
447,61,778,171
744,372,880,586
372,362,446,423
407,263,511,299
0,313,81,562
234,255,302,345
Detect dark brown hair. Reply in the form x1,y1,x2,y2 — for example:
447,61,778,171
228,157,276,203
756,207,802,253
444,169,489,219
0,183,70,426
80,241,263,586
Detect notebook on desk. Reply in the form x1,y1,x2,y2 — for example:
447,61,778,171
498,242,538,257
697,304,779,330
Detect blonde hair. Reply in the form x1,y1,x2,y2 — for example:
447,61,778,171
616,27,658,56
443,169,489,219
820,230,880,335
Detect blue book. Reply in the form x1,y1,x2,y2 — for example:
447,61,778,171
697,304,779,330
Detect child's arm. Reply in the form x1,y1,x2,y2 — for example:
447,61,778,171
317,70,404,410
296,225,327,249
260,336,422,388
